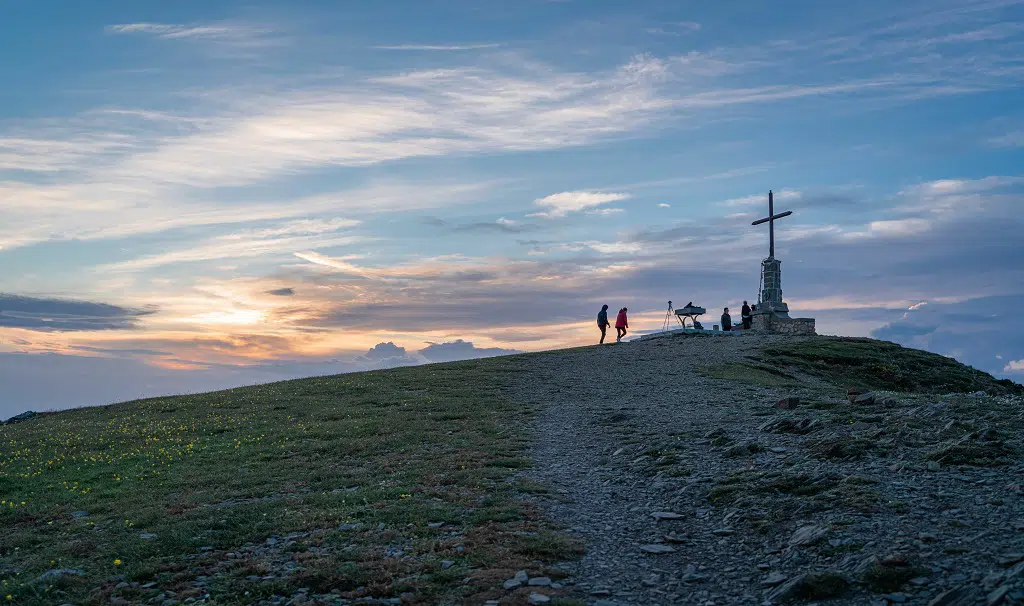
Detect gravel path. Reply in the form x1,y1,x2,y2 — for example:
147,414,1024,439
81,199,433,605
511,333,1024,606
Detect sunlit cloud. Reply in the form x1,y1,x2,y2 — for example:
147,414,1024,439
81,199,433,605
529,191,632,218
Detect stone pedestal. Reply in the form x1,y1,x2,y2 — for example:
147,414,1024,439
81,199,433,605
758,258,790,317
751,256,816,335
750,312,816,335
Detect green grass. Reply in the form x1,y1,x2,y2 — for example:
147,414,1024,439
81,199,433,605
759,337,1022,395
708,471,880,532
861,559,928,593
0,358,580,605
698,362,803,388
794,572,851,600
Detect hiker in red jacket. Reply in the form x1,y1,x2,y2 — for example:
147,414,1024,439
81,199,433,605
615,307,628,342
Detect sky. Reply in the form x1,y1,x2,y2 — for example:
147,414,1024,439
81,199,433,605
2,0,1024,416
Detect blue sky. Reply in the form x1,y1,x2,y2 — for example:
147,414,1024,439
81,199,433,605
2,0,1023,415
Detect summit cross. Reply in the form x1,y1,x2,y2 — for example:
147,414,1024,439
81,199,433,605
751,190,793,259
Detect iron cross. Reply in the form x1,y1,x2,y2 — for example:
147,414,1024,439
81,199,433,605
751,190,792,259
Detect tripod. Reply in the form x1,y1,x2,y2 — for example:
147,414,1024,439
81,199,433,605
662,301,675,331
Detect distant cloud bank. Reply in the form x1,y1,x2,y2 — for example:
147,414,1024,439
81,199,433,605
0,294,152,332
0,339,522,416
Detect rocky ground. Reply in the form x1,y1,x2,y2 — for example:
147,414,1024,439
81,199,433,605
511,333,1024,606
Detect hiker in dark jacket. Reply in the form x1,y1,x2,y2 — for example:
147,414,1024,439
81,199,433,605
721,307,732,331
597,304,611,344
741,301,752,330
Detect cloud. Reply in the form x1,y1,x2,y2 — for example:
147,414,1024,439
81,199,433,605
0,53,679,249
96,218,363,272
0,294,153,332
0,134,136,174
291,252,376,277
68,345,171,357
261,173,1024,349
105,22,274,43
372,43,502,51
266,288,295,296
646,21,702,36
871,295,1023,379
658,203,671,208
718,189,802,208
97,55,678,192
5,31,1020,253
840,218,933,240
0,171,486,252
0,338,523,415
450,217,537,234
530,191,632,218
361,341,408,360
989,131,1024,147
0,351,365,416
581,240,642,254
628,224,695,243
902,176,1022,198
1006,360,1024,373
352,341,420,367
418,339,520,363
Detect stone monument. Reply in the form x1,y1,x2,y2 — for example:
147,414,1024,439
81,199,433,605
748,191,816,335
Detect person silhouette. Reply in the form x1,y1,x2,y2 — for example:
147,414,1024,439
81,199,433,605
615,307,629,342
597,304,611,344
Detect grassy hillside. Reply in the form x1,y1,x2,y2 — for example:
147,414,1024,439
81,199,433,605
756,337,1022,395
0,358,580,606
1,335,1018,605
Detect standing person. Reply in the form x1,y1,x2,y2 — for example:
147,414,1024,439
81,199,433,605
721,307,733,331
741,300,752,330
597,304,611,344
615,307,629,342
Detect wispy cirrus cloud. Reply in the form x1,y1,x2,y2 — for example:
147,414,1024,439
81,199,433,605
0,179,486,252
716,189,801,208
990,130,1024,147
0,134,136,173
106,22,273,41
646,21,702,36
96,218,364,273
372,43,502,51
4,31,1021,255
